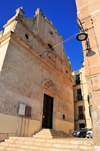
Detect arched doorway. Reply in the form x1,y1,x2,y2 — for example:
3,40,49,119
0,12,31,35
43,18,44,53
42,94,53,129
42,80,58,129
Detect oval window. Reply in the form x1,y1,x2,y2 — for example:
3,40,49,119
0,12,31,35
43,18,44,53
25,34,29,40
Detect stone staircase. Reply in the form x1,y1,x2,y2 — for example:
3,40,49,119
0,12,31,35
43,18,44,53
0,137,94,151
33,129,73,138
0,129,94,151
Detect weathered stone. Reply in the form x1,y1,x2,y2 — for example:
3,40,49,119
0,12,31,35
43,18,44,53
0,8,74,136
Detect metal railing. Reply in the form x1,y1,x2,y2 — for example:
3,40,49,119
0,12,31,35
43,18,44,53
76,95,83,101
78,114,85,120
76,79,81,85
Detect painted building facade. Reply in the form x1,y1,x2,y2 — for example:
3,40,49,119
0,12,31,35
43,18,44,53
0,7,74,138
73,62,92,130
75,0,100,150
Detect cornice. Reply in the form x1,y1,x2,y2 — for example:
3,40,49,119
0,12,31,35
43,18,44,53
79,9,100,23
81,15,91,22
90,9,100,17
0,31,11,43
3,16,17,28
0,30,3,35
0,40,9,48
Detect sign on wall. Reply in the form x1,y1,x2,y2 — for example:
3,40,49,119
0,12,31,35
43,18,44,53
18,103,26,116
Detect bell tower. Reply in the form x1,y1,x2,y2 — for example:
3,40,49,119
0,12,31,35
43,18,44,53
75,0,100,150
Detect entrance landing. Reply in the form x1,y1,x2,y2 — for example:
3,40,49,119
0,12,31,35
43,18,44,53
33,129,74,138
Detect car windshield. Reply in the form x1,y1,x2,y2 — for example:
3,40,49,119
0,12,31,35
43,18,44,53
76,128,84,132
75,128,89,132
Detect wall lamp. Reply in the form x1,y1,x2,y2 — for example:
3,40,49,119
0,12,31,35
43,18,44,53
76,18,88,41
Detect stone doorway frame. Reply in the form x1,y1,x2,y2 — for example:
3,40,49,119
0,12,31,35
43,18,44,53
41,80,58,129
42,94,54,129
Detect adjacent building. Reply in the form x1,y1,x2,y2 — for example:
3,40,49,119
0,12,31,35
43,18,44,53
72,62,92,130
75,0,100,149
0,7,74,137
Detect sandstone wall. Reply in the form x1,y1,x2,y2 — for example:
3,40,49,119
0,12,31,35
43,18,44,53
0,7,74,137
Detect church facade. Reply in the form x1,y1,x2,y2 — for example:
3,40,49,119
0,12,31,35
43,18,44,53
0,7,74,137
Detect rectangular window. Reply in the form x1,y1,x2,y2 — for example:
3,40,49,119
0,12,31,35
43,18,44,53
78,106,85,120
76,74,80,84
79,123,85,128
77,89,82,101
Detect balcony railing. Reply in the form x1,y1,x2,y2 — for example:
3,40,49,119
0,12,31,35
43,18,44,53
76,95,83,101
78,114,85,120
76,79,81,85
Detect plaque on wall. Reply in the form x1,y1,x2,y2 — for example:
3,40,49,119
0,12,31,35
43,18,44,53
25,106,31,117
18,103,26,116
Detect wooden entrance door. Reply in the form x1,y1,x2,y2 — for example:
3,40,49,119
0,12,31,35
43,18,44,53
42,94,53,129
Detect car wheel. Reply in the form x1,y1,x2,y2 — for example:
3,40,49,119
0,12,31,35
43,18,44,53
87,137,89,139
80,134,83,138
83,134,86,138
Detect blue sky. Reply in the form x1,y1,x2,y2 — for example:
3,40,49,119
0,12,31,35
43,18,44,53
0,0,83,71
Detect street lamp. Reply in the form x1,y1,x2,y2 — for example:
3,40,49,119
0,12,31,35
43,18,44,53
76,18,88,41
76,31,88,41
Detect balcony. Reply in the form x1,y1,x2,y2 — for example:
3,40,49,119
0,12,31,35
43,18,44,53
76,95,83,101
76,79,81,85
78,114,85,120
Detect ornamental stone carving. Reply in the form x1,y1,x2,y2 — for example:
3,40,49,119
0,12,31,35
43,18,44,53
47,52,55,63
43,80,57,93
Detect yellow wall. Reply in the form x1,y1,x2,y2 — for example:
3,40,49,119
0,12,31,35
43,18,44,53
0,113,74,139
0,113,41,137
72,65,92,130
55,119,74,134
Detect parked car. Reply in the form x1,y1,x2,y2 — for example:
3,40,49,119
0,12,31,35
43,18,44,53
86,128,93,138
72,128,88,138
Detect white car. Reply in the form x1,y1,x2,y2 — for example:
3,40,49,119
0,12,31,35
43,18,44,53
86,129,93,138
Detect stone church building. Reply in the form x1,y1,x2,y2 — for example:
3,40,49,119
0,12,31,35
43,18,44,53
0,7,74,137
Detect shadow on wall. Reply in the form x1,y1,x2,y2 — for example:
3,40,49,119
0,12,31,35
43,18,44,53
85,38,96,57
86,49,96,57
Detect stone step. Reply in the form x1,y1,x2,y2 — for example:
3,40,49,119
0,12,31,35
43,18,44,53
5,139,94,148
8,137,93,146
1,140,94,150
0,146,94,151
0,144,94,151
35,132,69,135
0,136,94,151
33,129,71,138
33,135,53,138
0,146,40,151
